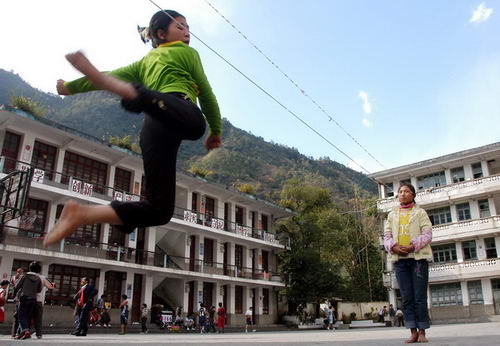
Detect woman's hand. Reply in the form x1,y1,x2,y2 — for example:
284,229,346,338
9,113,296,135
56,79,70,95
205,134,222,151
401,244,416,253
392,244,409,256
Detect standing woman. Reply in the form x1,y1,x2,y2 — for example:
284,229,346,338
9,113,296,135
384,183,433,343
216,302,225,333
0,280,9,324
119,294,129,335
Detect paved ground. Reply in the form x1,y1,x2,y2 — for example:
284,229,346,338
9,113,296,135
2,322,500,345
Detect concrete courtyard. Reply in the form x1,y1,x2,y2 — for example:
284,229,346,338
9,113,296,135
1,322,500,345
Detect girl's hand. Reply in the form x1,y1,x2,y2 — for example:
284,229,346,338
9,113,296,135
392,244,409,256
56,79,70,95
401,244,415,253
205,134,222,151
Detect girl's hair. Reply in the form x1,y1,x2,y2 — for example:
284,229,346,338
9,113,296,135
398,182,416,202
149,10,185,48
122,294,128,300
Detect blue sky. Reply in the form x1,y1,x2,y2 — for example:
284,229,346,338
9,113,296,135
1,1,499,174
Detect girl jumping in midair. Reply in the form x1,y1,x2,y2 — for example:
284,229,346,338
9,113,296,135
44,10,222,246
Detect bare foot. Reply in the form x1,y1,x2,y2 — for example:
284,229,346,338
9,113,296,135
43,200,86,246
417,330,428,343
65,51,138,100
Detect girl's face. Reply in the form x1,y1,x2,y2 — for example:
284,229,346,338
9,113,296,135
398,185,415,204
164,16,190,45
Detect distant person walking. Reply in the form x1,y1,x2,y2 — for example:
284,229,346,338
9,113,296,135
216,302,226,333
72,277,97,337
245,307,256,333
396,308,405,327
384,183,433,343
31,261,55,339
389,304,396,327
140,303,149,334
119,294,129,335
198,303,207,333
14,262,42,339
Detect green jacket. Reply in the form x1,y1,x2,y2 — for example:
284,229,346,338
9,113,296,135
65,41,222,135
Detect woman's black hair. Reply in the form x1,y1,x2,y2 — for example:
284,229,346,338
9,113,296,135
122,294,128,300
398,182,416,203
149,10,185,48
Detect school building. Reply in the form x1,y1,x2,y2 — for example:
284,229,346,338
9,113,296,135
370,142,500,322
0,106,291,326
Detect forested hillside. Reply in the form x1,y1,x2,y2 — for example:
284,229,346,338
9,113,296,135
0,69,377,202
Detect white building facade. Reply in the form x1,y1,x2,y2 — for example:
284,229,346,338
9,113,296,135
0,108,290,326
370,143,500,322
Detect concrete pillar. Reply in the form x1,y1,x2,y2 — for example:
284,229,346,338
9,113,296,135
245,286,252,311
97,270,107,297
257,249,263,272
226,284,235,325
196,235,204,272
388,289,397,307
107,166,116,198
464,164,473,180
143,274,154,308
186,188,193,211
125,271,135,314
54,148,66,183
19,132,35,165
195,281,203,309
477,238,487,260
410,176,418,190
427,287,432,310
101,224,110,246
255,287,263,315
456,242,464,263
46,203,59,233
450,204,458,223
182,280,190,316
494,237,500,258
0,253,14,281
380,184,386,199
481,278,493,305
228,243,235,266
214,282,222,307
489,198,497,216
470,201,480,220
461,281,470,306
481,161,490,177
444,169,452,185
41,262,50,277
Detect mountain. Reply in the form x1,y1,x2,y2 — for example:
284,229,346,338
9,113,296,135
0,69,377,202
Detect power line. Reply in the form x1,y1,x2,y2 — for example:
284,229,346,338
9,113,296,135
146,0,374,175
202,0,386,169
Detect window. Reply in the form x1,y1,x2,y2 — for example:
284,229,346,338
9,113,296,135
478,199,491,218
104,271,125,308
427,206,452,225
472,162,483,179
385,183,394,198
485,238,497,259
192,192,198,211
251,211,257,229
1,131,21,173
417,171,446,190
467,281,483,305
456,203,471,221
432,243,457,263
235,285,243,314
114,167,132,193
205,196,215,218
62,151,108,194
47,264,99,305
235,206,244,225
204,238,214,265
31,141,57,181
462,240,477,261
23,198,49,236
108,225,126,247
430,282,463,307
262,250,269,272
262,288,269,315
261,214,269,231
235,245,243,269
57,205,101,246
450,167,465,183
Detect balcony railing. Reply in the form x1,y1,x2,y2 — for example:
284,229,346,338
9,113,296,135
432,215,500,240
1,226,282,283
377,174,500,211
0,157,284,246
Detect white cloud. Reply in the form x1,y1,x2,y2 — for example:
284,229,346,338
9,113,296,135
470,3,493,23
358,90,373,114
362,118,372,127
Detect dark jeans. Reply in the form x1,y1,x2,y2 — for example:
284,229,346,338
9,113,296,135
11,303,19,336
18,296,36,333
75,305,92,335
394,259,430,330
111,87,206,234
34,302,44,337
141,317,148,333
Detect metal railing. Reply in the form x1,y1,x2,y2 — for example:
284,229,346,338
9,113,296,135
1,225,282,283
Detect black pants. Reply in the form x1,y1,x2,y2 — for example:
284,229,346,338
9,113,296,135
75,305,92,335
18,296,36,333
33,302,44,337
111,87,206,234
141,317,148,333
